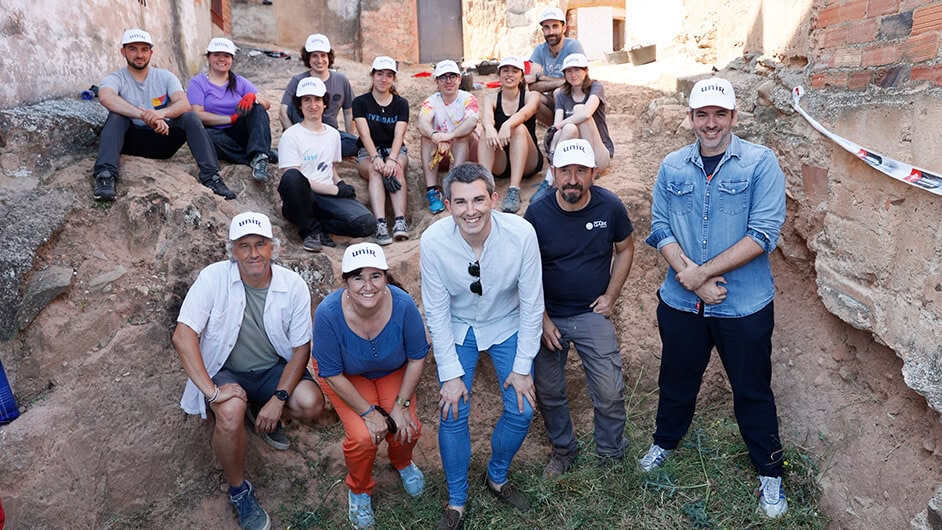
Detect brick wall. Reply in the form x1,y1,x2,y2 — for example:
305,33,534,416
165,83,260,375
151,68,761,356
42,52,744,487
812,0,942,89
360,0,419,64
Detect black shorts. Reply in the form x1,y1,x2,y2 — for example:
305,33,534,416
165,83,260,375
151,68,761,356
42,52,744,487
212,362,314,405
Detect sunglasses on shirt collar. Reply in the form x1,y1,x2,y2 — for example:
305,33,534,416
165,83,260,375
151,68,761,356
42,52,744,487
468,260,482,296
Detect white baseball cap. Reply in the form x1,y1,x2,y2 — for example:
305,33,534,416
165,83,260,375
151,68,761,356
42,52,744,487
538,7,566,24
553,139,596,168
433,60,461,78
498,56,525,71
305,33,331,53
296,77,327,97
562,53,589,71
229,212,273,241
688,77,737,110
371,56,398,73
342,242,389,273
122,29,154,46
207,37,237,55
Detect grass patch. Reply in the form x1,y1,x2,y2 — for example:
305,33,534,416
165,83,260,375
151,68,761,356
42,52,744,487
280,394,827,529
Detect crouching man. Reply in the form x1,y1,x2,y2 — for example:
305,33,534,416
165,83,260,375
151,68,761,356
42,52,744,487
172,211,325,530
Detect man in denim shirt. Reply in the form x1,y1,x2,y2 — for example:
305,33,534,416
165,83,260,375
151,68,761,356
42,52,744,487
638,78,788,519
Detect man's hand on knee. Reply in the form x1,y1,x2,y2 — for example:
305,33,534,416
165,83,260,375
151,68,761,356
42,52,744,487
216,383,247,404
503,372,536,412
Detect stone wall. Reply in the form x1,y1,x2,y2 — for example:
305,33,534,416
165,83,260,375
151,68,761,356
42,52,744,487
0,0,213,109
811,0,942,89
462,1,562,62
267,0,359,59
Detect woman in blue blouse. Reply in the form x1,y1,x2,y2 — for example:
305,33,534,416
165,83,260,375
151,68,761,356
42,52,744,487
311,242,428,529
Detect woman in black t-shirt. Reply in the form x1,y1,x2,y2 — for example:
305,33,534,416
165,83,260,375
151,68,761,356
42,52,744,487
352,56,410,246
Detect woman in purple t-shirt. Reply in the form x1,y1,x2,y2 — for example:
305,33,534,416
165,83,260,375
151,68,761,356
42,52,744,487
187,38,274,182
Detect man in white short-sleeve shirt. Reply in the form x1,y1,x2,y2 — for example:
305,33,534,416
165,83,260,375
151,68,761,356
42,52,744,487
172,212,325,530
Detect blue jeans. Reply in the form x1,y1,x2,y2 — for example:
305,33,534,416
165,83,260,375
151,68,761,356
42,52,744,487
438,329,534,507
533,312,626,459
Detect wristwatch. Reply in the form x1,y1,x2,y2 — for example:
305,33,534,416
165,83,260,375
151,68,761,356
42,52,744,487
534,72,542,82
274,389,289,402
394,395,411,407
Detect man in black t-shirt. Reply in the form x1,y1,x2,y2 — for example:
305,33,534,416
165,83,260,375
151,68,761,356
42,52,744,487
524,139,635,479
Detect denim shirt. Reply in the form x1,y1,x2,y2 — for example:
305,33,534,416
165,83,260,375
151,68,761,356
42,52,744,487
645,134,785,317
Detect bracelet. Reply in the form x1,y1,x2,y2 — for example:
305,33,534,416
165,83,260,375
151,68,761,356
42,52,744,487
359,405,376,417
371,155,380,161
207,385,220,403
392,158,401,166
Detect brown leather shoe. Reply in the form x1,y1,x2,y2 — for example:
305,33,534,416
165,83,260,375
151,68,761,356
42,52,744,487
436,508,464,530
484,474,529,511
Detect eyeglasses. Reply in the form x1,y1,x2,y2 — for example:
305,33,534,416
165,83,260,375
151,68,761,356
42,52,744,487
438,73,460,81
468,260,482,296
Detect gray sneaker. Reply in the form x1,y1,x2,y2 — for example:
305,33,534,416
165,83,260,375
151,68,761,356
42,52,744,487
246,405,290,451
502,186,521,213
757,475,788,518
251,153,270,182
302,234,322,253
375,221,393,246
392,217,409,241
229,480,271,530
639,443,672,472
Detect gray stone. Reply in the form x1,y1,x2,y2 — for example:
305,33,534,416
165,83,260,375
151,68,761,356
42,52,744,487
0,188,74,341
0,99,107,183
88,266,129,291
879,12,913,41
16,266,73,331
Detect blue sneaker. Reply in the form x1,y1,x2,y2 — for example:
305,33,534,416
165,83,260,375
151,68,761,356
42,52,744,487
427,188,445,214
398,461,426,497
228,480,271,530
348,491,375,528
530,179,554,205
638,443,672,472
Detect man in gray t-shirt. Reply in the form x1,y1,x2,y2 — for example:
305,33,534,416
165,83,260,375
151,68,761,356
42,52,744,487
526,7,586,125
92,29,235,202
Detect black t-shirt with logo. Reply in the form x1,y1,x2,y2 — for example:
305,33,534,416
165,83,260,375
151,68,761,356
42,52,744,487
525,186,633,317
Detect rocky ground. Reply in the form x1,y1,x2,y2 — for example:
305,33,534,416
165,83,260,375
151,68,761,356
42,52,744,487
0,39,940,529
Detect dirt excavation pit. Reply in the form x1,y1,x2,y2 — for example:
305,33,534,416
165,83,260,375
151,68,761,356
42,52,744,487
0,46,940,529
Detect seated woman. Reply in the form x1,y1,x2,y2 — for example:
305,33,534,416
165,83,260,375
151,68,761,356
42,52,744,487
277,77,375,252
352,56,410,246
476,56,543,213
188,37,274,182
533,53,614,203
312,242,428,530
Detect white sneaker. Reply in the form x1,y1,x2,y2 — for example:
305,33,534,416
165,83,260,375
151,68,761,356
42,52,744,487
638,443,672,472
756,475,788,518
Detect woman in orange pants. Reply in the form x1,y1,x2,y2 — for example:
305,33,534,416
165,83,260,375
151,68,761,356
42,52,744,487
312,242,428,529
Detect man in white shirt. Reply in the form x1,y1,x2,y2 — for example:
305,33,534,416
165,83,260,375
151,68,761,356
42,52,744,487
172,212,325,530
420,163,543,530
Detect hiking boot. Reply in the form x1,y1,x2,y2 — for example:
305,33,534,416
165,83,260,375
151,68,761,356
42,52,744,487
485,474,528,511
320,233,337,248
302,234,322,253
392,217,409,241
542,452,576,480
246,405,290,450
205,175,237,200
757,475,788,519
638,443,672,472
436,508,464,530
229,480,271,530
502,186,521,213
93,171,116,201
251,153,270,183
348,491,375,529
375,221,392,246
426,188,445,214
398,461,425,497
530,179,554,205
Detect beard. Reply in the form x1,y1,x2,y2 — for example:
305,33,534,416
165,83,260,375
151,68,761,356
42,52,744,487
560,185,584,204
127,58,150,71
544,34,561,47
